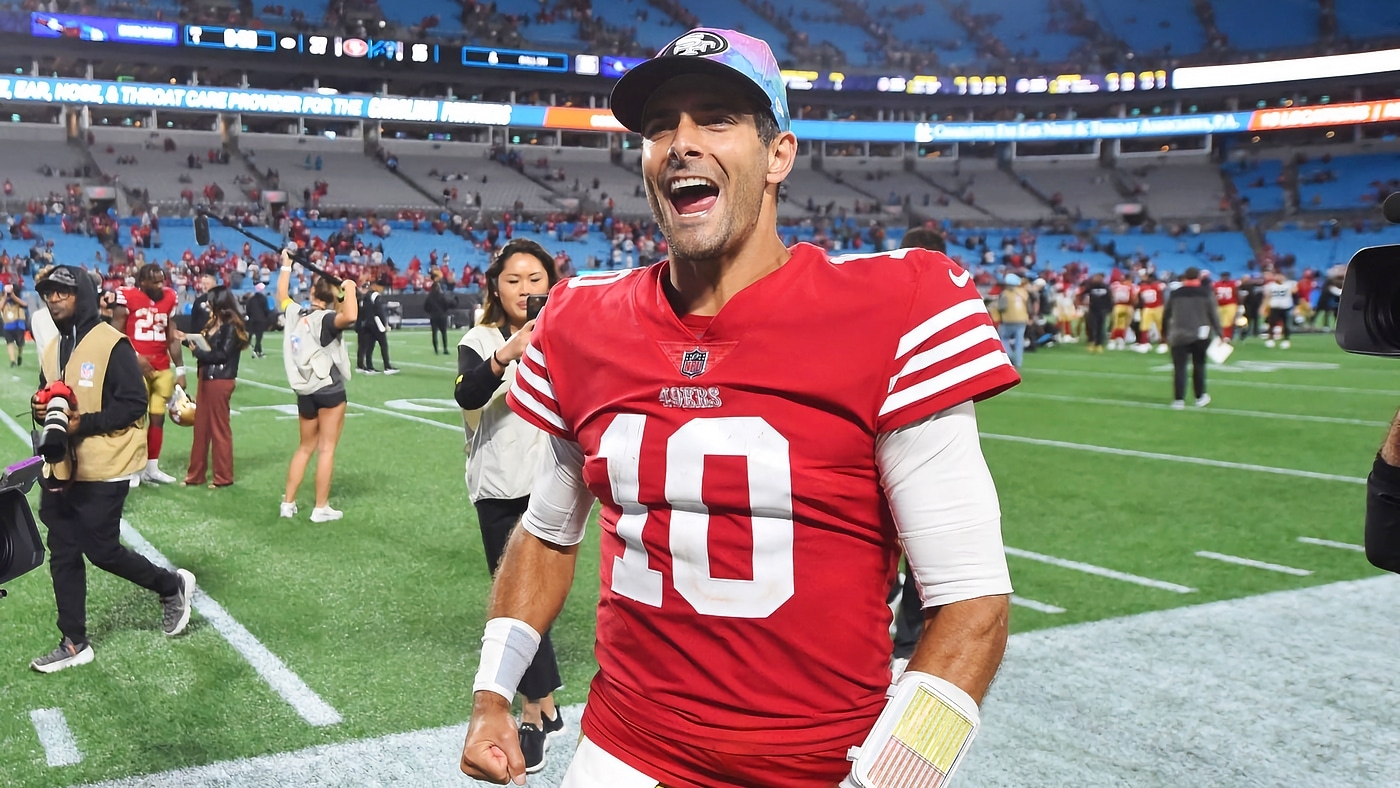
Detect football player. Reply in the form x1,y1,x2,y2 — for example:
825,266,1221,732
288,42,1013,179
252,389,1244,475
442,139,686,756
1108,275,1136,350
1134,272,1167,354
112,263,185,485
1213,271,1240,342
461,28,1019,788
1264,270,1297,349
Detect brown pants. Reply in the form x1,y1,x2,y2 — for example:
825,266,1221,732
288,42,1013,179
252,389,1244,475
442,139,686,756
186,378,236,486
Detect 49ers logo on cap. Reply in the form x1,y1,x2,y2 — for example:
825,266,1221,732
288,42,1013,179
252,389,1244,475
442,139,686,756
664,31,729,58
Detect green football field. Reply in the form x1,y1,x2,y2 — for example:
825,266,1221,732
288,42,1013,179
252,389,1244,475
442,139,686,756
0,329,1390,787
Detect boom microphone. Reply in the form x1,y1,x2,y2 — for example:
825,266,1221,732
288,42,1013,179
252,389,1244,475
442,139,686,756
194,207,342,286
1383,191,1400,225
193,212,210,246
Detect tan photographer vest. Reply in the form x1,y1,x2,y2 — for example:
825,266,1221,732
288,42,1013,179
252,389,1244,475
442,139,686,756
39,324,147,482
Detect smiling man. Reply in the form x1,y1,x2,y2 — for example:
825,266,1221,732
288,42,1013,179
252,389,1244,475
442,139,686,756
460,29,1021,788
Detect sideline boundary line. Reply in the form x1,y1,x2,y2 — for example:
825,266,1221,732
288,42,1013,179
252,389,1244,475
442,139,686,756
29,708,82,767
1024,367,1397,396
0,408,342,728
1004,546,1196,593
981,433,1366,485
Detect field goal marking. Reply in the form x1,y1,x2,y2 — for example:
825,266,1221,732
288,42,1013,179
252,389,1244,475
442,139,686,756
0,408,342,729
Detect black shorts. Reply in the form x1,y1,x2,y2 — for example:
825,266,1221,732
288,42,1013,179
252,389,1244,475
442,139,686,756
296,388,347,418
4,328,23,346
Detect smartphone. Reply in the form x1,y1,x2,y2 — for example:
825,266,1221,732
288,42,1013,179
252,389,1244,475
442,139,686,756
526,293,548,321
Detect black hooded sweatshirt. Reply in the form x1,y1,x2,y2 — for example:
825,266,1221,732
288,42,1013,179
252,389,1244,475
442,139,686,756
37,267,148,438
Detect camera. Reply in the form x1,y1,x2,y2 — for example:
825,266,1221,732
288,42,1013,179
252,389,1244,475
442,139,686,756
0,455,45,589
1336,192,1400,356
33,380,76,464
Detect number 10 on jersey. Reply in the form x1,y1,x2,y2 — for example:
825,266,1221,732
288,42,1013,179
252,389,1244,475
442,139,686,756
598,414,796,619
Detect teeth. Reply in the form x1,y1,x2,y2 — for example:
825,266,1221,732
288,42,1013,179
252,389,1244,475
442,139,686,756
669,177,715,194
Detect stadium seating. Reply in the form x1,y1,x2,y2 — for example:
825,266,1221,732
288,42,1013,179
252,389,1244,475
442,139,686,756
1212,0,1317,52
0,128,90,203
1091,1,1205,59
241,134,440,212
1223,158,1286,214
1334,0,1400,41
1013,159,1124,220
379,140,560,214
1266,224,1400,272
1296,152,1400,212
1126,160,1232,220
689,0,795,63
85,127,253,210
970,0,1083,63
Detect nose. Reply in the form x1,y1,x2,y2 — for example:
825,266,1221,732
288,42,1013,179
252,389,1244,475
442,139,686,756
668,115,705,163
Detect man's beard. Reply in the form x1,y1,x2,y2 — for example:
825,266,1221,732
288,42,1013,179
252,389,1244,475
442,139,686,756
649,174,764,264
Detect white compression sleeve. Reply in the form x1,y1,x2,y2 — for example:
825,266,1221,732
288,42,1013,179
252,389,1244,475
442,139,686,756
520,435,595,546
876,401,1013,608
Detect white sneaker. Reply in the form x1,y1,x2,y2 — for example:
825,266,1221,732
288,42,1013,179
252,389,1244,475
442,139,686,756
1196,394,1211,407
1280,340,1290,349
1170,400,1186,410
383,367,400,375
1131,343,1150,354
1156,344,1169,354
1264,339,1276,348
142,466,177,484
310,506,343,523
279,501,298,519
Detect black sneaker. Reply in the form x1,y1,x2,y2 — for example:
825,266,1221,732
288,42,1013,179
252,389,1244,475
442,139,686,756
31,637,93,673
518,722,546,774
161,569,196,636
542,707,567,742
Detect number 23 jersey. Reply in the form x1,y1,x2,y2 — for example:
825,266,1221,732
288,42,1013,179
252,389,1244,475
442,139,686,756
507,243,1019,771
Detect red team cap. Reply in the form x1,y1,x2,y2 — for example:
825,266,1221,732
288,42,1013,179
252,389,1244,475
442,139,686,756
609,28,791,135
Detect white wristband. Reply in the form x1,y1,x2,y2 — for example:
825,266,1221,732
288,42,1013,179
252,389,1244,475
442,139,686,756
472,617,541,702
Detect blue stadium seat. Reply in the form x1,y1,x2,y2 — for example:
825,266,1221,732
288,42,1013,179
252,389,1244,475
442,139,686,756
1334,0,1400,41
1297,152,1399,212
1213,0,1316,51
1092,0,1205,58
1223,159,1286,214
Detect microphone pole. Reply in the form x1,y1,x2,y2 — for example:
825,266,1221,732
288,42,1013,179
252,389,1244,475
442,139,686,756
193,208,343,286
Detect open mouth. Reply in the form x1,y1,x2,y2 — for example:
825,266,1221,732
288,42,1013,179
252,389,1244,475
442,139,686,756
668,176,720,217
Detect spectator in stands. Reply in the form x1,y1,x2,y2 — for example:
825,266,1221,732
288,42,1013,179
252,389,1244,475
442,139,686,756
277,252,358,524
183,287,248,489
1163,267,1221,410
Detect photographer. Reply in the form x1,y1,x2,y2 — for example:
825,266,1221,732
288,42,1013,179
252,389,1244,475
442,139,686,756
1366,415,1400,573
28,265,195,674
452,239,562,772
424,271,456,355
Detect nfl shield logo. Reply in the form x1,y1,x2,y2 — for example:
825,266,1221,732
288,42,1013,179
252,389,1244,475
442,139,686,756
80,362,95,380
680,348,709,378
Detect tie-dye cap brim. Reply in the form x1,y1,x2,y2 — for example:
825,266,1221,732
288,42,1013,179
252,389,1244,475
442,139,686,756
610,28,790,135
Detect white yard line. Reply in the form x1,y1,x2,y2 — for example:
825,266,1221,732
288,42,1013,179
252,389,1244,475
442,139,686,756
118,521,344,727
29,708,82,767
1297,536,1367,553
1003,546,1196,593
1010,596,1066,614
1024,367,1396,395
1195,551,1313,576
0,408,342,728
1003,391,1388,427
981,433,1367,485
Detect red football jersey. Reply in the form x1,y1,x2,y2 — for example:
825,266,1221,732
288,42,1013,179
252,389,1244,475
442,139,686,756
118,286,177,369
1137,282,1166,308
1110,280,1136,305
1214,280,1239,306
508,243,1019,786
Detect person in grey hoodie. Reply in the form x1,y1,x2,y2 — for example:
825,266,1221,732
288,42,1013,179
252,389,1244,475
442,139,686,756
1162,267,1222,409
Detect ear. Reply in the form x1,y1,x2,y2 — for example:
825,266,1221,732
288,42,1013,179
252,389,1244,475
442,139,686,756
766,130,798,187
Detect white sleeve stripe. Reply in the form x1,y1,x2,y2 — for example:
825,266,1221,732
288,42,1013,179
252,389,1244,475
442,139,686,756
895,299,987,359
509,381,567,431
879,350,1010,417
525,343,548,369
890,323,1002,391
515,361,556,402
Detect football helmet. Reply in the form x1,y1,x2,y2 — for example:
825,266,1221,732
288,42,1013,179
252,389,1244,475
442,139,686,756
168,384,196,427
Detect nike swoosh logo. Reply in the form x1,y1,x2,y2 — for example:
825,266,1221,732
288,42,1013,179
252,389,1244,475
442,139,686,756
949,269,972,288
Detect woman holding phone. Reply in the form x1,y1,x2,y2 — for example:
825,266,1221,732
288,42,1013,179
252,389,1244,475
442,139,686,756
452,238,562,773
183,286,249,488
